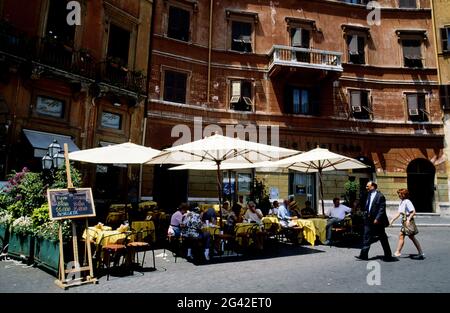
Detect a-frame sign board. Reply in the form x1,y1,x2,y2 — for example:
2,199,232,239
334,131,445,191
47,143,98,289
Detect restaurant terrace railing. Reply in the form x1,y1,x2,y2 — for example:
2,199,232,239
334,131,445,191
268,45,343,73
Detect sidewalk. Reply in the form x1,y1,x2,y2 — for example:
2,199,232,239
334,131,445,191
391,214,450,227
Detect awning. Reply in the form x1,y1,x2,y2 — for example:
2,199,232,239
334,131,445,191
23,129,79,158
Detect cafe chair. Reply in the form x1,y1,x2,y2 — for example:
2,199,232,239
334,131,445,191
127,228,155,270
213,227,235,257
99,233,129,281
330,215,353,245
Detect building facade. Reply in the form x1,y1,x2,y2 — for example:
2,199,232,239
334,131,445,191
146,0,448,214
432,0,450,213
0,0,153,207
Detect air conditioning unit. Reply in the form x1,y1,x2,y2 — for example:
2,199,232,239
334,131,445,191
230,96,240,103
352,105,362,113
408,108,419,116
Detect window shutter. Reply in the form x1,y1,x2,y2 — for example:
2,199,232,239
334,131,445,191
407,94,419,115
442,28,449,52
351,91,362,112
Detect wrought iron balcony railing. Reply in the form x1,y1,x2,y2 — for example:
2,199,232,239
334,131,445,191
0,25,145,94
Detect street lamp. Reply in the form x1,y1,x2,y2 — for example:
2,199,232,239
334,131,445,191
41,139,65,170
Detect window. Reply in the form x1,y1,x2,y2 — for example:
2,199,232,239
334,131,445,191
230,80,253,111
107,23,131,66
45,0,75,46
167,6,190,41
440,85,450,110
406,94,428,122
36,96,65,118
231,21,253,52
350,90,371,119
399,0,416,8
101,111,122,129
347,35,365,64
238,173,252,193
291,28,310,62
402,40,422,68
285,86,317,115
441,28,450,53
340,0,369,4
163,70,188,104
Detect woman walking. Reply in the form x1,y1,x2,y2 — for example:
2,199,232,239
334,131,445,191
390,188,425,259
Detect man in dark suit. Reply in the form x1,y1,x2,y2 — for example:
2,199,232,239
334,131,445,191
356,181,394,261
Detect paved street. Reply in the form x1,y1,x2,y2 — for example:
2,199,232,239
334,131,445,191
1,226,449,293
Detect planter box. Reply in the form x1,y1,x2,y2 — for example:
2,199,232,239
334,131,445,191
34,237,61,276
8,231,34,264
0,224,9,253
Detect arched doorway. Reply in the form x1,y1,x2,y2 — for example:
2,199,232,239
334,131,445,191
407,159,435,213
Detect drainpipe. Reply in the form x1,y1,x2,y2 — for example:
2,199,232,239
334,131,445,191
430,0,442,85
206,0,213,104
138,0,157,201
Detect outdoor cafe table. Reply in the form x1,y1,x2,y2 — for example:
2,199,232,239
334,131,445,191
83,225,113,244
82,226,128,245
307,218,327,244
295,219,317,246
261,216,281,232
138,201,157,209
131,220,156,243
199,203,220,213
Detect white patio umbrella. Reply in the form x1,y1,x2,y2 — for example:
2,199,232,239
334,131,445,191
146,133,299,225
269,146,368,215
68,142,161,164
68,142,161,202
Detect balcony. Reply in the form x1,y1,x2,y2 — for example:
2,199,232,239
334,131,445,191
0,22,145,95
268,45,343,77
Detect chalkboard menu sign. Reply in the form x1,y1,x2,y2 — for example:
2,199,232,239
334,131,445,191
47,188,96,220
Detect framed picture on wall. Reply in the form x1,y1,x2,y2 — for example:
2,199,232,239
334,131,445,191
36,96,65,118
101,111,122,130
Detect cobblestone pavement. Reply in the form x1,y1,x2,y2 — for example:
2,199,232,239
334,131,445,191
1,227,449,293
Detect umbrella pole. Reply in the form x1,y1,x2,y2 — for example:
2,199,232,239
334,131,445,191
216,162,223,230
319,169,325,215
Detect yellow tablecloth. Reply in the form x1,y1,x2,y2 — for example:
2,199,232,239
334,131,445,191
82,226,127,246
109,204,129,211
106,212,127,225
261,216,281,233
139,201,157,209
131,221,156,243
200,204,220,213
308,218,327,244
82,226,113,243
296,219,317,246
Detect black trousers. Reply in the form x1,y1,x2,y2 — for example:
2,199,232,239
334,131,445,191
360,223,392,258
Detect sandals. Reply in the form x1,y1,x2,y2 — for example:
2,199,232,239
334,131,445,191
394,251,401,257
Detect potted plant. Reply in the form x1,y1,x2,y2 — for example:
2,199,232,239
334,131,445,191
0,210,12,254
344,176,359,206
33,205,71,276
8,216,34,263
